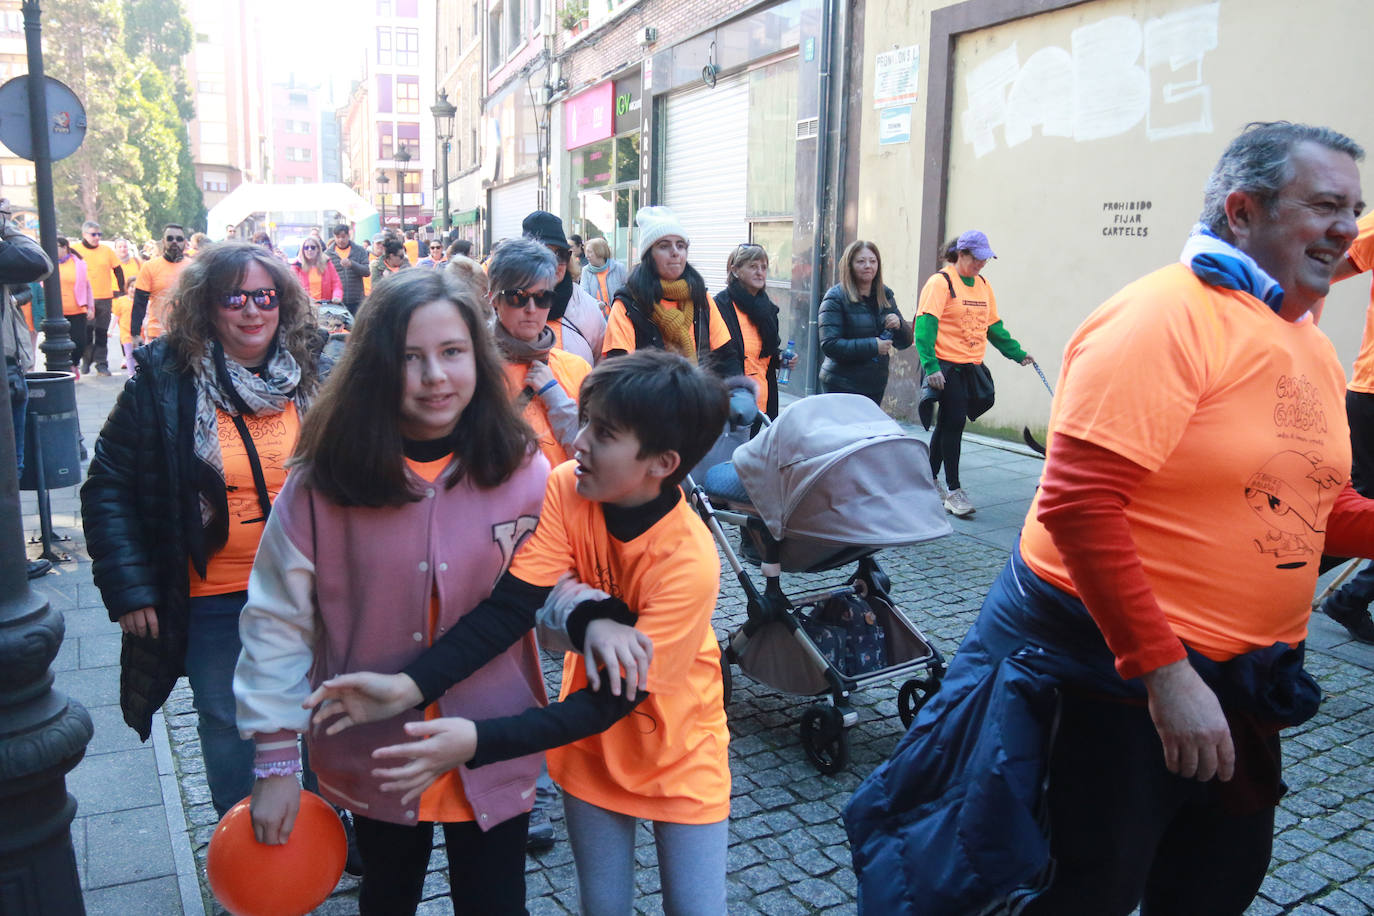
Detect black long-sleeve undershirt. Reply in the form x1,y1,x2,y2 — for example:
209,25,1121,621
469,681,647,768
131,287,150,337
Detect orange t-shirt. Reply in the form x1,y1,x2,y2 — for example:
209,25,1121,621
405,454,477,823
727,299,769,411
135,256,187,338
58,258,86,316
502,349,591,468
1343,213,1374,393
916,268,999,365
404,239,419,264
80,242,121,299
511,463,730,824
189,403,301,597
111,295,134,344
1019,263,1351,661
602,298,732,358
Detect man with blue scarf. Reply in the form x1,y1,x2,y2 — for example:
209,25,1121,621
846,122,1374,915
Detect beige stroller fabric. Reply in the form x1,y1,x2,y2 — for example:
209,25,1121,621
731,394,950,570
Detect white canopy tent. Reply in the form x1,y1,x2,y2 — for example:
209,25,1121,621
206,182,378,240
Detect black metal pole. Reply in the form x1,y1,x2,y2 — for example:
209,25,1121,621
396,165,405,232
23,0,72,373
440,140,451,233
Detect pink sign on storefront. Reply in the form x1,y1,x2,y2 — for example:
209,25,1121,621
564,82,614,151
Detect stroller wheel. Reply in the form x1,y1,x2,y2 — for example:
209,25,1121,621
800,705,849,775
898,676,941,728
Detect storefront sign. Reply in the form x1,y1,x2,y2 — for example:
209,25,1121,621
874,45,920,109
613,72,642,136
565,82,614,151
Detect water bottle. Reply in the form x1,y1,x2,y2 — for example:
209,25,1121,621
777,339,796,386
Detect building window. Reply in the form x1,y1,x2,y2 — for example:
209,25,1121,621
289,92,307,106
488,7,503,66
377,74,393,113
201,170,229,192
397,0,417,15
378,122,394,159
505,0,522,53
396,28,419,67
397,122,421,158
285,147,313,162
397,77,419,114
402,171,421,193
377,28,392,65
376,0,391,14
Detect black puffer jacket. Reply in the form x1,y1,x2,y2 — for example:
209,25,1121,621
80,339,211,740
817,283,912,402
606,289,746,379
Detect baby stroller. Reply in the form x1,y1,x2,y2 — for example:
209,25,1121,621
688,393,952,774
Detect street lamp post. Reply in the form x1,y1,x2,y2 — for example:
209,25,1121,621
430,90,457,235
394,146,412,232
377,172,390,229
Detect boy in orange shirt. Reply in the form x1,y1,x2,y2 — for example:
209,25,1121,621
308,349,732,914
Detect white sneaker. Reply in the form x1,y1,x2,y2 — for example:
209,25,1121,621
944,488,975,517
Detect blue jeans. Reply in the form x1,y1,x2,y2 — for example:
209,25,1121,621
185,590,255,817
8,361,26,474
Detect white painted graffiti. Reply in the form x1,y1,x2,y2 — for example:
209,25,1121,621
960,2,1219,157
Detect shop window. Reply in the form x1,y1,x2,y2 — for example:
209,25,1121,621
746,57,798,220
749,220,794,284
614,133,640,185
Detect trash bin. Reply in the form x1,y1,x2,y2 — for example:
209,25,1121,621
19,371,81,491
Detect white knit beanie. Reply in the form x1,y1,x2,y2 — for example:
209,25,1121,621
635,206,689,260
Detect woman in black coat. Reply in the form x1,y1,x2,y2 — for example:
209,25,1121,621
80,242,321,817
818,240,912,404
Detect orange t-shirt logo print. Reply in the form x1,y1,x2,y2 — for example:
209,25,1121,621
1243,450,1343,568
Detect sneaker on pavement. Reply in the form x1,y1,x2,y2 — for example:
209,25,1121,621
1322,599,1374,645
27,558,52,579
944,488,975,518
526,807,555,853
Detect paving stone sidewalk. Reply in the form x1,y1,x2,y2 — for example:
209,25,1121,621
25,371,1374,914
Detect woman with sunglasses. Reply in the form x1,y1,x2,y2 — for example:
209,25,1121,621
417,240,447,270
82,242,324,823
714,243,794,420
486,239,588,468
292,237,343,303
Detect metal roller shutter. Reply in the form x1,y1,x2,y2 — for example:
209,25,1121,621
664,74,749,294
489,177,540,245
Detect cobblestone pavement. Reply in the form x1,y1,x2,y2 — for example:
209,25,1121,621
161,529,1374,915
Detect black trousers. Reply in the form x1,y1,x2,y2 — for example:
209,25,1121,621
63,313,87,370
1022,692,1275,916
352,810,529,915
929,365,971,490
84,297,112,370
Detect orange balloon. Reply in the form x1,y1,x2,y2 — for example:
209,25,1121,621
206,790,347,916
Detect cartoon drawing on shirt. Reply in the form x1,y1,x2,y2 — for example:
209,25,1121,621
959,307,986,350
1244,450,1343,568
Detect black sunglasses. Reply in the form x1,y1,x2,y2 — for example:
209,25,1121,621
302,243,319,251
222,288,280,311
498,288,555,309
165,235,186,243
87,230,103,237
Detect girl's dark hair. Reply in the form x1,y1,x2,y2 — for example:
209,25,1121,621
295,269,535,507
623,249,708,319
941,238,960,263
162,241,319,391
57,235,79,257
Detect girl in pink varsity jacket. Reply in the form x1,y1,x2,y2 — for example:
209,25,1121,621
233,270,555,914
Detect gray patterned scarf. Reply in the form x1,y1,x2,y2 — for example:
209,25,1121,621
191,340,310,524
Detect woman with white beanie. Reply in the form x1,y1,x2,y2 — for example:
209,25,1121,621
601,207,756,424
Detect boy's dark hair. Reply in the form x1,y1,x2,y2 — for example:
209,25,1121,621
383,238,406,259
295,269,535,507
579,349,728,490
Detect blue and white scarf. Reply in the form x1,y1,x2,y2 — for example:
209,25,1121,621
1178,223,1285,314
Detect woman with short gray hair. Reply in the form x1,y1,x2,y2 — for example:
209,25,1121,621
487,238,589,468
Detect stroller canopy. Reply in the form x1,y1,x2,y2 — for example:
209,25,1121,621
733,394,951,549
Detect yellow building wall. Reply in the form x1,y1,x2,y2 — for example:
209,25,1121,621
857,0,1374,434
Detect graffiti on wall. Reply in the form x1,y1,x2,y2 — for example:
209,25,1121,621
960,2,1219,157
